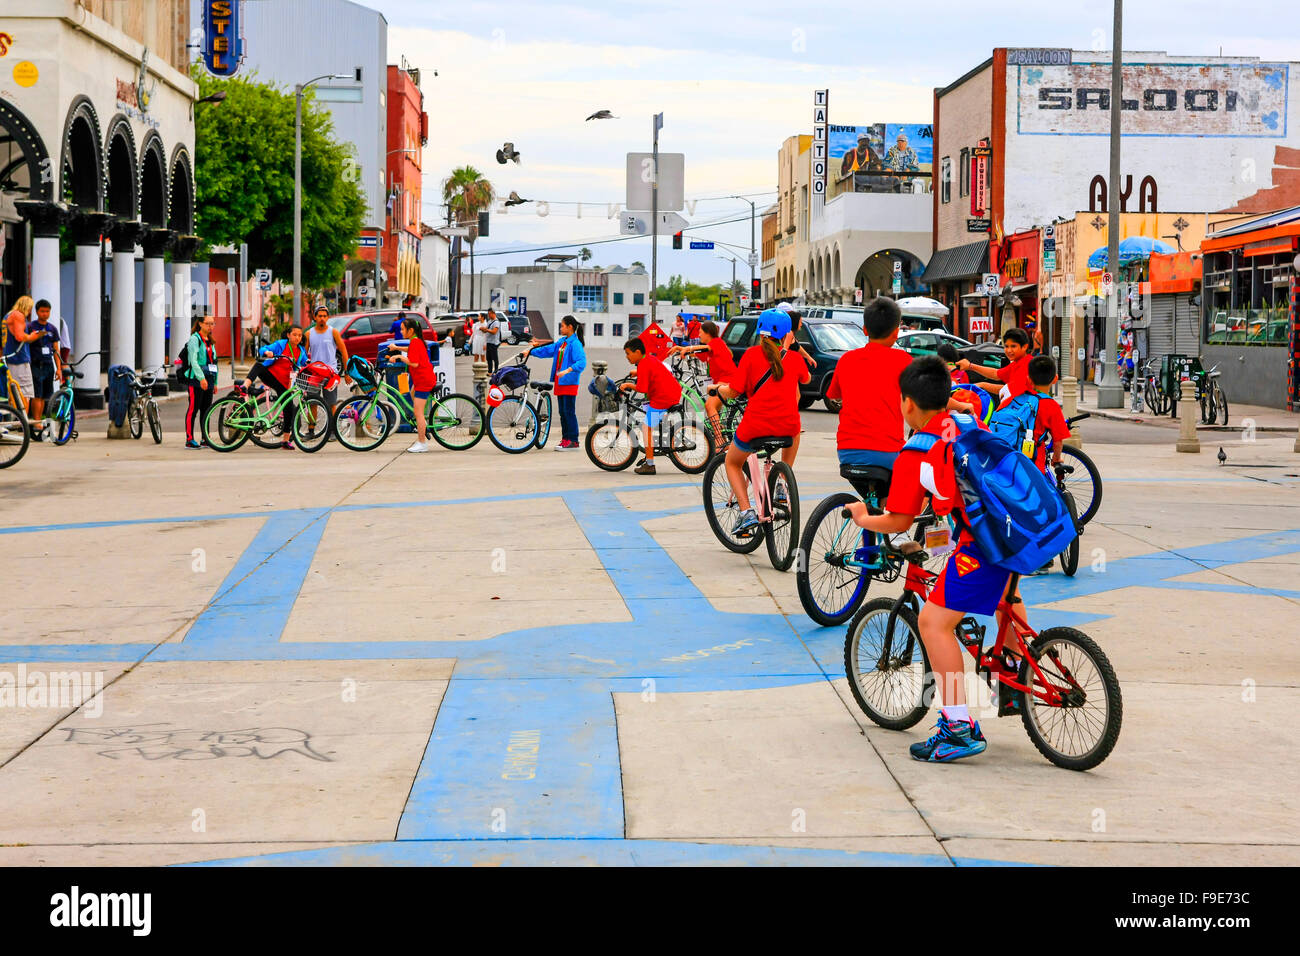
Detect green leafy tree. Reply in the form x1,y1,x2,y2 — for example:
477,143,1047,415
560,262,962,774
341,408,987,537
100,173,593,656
192,67,365,295
579,246,593,265
442,166,495,308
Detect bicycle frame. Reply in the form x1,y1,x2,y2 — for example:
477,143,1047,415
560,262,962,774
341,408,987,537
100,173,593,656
229,382,305,432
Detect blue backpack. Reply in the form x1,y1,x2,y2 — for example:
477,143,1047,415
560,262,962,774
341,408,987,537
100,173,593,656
904,413,1076,575
988,391,1041,455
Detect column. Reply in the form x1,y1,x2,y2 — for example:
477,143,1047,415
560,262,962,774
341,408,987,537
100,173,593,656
141,228,173,376
106,219,144,371
70,211,109,409
170,235,200,366
15,201,67,327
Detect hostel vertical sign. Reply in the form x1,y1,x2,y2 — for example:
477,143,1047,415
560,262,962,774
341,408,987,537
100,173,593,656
812,90,828,196
203,0,245,77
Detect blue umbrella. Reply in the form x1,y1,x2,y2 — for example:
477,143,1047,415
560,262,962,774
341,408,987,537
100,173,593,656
1087,236,1176,270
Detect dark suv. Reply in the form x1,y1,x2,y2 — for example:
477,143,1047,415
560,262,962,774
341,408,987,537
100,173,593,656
719,313,867,411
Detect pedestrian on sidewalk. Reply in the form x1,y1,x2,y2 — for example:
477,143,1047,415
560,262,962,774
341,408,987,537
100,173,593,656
472,312,488,365
385,316,438,453
526,315,586,450
671,315,687,347
181,315,218,449
485,308,502,374
2,295,41,415
306,305,350,412
26,299,64,427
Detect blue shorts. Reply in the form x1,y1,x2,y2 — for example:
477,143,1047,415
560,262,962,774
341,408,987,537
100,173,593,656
645,406,665,428
412,389,432,400
837,449,899,469
929,539,1012,617
731,434,755,454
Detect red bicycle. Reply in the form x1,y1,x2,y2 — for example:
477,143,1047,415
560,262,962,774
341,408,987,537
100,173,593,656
842,511,1122,771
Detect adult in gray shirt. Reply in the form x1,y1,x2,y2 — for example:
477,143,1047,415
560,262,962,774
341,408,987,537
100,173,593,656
484,308,502,373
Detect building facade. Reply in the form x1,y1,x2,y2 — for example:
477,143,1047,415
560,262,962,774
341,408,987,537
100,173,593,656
774,134,809,299
419,227,450,315
2,0,198,405
381,60,425,305
760,206,777,304
468,263,651,350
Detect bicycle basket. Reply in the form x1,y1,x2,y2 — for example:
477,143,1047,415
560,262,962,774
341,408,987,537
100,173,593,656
298,361,341,399
346,355,379,389
490,364,528,391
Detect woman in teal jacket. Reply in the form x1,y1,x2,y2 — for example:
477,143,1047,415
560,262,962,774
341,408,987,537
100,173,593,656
525,316,586,449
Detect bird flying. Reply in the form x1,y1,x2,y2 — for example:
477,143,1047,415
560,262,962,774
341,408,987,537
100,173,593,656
585,110,617,121
495,142,520,164
504,191,529,206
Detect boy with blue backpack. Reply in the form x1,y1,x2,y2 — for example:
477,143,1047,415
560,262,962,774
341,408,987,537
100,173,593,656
845,356,1076,762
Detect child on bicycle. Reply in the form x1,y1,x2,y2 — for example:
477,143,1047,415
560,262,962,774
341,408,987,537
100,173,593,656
235,324,308,450
958,326,1031,408
619,336,682,475
712,309,810,536
1023,355,1070,475
938,342,991,424
384,316,441,453
669,320,736,448
845,356,1014,763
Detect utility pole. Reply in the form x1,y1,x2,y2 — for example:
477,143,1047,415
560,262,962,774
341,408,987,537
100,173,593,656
731,195,756,293
651,112,663,325
1097,0,1125,408
294,73,348,325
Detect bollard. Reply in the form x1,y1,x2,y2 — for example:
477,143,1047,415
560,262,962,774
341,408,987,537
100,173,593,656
107,417,132,440
590,360,608,424
1060,376,1081,449
472,360,488,405
1176,378,1200,453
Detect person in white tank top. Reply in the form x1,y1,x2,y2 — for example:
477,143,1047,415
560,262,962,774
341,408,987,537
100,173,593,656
306,305,350,410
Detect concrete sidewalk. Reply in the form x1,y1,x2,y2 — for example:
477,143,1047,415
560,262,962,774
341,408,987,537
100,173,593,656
1076,395,1300,434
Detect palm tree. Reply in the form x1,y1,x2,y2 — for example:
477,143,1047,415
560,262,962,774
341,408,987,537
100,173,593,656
579,246,593,265
442,165,496,309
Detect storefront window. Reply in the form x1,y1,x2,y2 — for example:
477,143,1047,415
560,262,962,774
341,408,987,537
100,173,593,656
1204,250,1291,346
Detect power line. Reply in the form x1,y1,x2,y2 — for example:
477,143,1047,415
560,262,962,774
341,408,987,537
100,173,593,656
421,189,775,210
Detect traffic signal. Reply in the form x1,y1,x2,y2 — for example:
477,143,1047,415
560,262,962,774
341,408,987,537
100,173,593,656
478,211,490,237
751,278,761,303
672,231,682,250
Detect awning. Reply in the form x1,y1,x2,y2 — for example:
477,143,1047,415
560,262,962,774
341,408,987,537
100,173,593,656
920,240,989,284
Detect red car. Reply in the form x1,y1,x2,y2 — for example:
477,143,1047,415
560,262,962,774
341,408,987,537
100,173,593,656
325,310,457,365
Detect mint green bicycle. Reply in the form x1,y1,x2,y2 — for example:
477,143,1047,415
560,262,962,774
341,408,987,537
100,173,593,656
331,356,484,452
203,367,332,453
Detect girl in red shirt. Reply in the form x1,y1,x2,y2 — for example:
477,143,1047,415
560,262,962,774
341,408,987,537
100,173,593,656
713,311,810,536
669,320,737,448
385,316,440,453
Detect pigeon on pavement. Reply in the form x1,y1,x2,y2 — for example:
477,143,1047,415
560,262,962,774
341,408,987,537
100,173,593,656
1218,446,1227,465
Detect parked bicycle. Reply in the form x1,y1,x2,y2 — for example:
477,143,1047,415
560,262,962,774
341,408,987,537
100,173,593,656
701,436,800,571
843,520,1122,770
485,352,554,453
332,356,484,452
203,361,335,453
124,366,166,444
585,373,715,473
1194,363,1229,426
28,350,102,446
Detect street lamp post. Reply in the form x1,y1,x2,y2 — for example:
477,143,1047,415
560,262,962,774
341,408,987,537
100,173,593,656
295,73,350,325
731,195,756,294
1097,0,1125,408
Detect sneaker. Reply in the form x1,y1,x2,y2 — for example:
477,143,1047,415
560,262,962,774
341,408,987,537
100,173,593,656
732,508,760,537
280,441,295,450
634,458,656,475
554,439,578,451
909,713,988,762
406,442,429,453
774,485,788,507
185,439,201,449
1030,562,1054,576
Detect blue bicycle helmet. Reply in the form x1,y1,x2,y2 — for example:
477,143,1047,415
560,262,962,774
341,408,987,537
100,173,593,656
756,308,791,340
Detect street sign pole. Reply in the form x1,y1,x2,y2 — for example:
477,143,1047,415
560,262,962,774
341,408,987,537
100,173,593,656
651,112,662,325
1098,0,1125,408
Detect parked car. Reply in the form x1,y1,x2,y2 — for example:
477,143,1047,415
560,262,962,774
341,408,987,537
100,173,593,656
719,313,868,411
895,329,1008,369
327,310,452,365
802,304,948,333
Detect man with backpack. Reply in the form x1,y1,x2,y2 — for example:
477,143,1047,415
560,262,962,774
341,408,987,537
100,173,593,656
844,356,1075,763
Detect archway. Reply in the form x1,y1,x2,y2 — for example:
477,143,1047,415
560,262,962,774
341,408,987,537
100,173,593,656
104,117,137,219
139,132,168,228
852,248,926,300
61,96,103,211
169,146,194,234
0,97,53,201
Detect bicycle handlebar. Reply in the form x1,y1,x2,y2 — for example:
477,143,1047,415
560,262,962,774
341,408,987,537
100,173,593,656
839,507,931,566
1066,413,1090,427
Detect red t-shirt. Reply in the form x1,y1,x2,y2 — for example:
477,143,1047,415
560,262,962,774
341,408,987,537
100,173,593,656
732,344,810,443
826,341,913,453
634,354,682,409
407,337,437,390
704,337,737,382
1031,393,1071,472
995,355,1031,401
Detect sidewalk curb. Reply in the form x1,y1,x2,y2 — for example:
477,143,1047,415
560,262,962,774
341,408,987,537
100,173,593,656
1077,405,1297,433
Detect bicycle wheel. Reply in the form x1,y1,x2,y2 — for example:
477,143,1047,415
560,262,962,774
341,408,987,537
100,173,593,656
1058,445,1102,526
249,400,287,448
1058,492,1080,577
797,492,871,627
487,396,538,453
128,401,143,439
1019,627,1122,771
701,452,763,553
534,390,552,449
765,461,799,571
666,417,715,474
427,393,485,450
146,400,162,444
0,400,30,468
1215,387,1228,428
584,419,637,471
203,396,252,452
333,396,392,451
292,397,331,452
844,597,933,730
51,391,76,445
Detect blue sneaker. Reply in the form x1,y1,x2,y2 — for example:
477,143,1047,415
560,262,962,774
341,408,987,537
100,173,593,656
909,713,987,762
732,508,760,537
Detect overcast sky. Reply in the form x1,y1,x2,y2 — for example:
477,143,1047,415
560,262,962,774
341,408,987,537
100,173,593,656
375,0,1300,284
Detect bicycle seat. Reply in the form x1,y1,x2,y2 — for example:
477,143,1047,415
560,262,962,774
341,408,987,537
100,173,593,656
840,463,892,500
530,381,554,391
746,435,793,452
665,402,685,414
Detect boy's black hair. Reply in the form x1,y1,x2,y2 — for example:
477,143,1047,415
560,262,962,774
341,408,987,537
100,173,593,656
1002,327,1030,347
34,299,51,312
1028,354,1057,387
899,356,951,412
624,337,646,355
862,296,901,339
935,342,960,363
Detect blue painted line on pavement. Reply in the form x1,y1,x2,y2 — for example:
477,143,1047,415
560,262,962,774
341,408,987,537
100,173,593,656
1149,580,1300,601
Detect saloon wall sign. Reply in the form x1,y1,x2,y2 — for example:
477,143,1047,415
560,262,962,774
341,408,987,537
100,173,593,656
1017,62,1289,137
